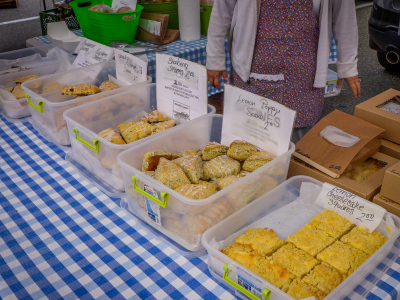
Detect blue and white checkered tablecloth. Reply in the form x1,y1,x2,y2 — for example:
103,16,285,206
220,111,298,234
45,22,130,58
34,30,337,96
1,116,400,300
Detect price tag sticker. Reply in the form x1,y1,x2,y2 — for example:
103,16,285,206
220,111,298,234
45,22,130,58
156,53,207,121
114,49,148,85
315,183,386,232
143,184,162,226
237,267,263,299
73,38,115,67
221,84,296,156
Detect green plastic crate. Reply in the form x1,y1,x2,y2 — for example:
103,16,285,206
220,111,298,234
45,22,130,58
39,7,80,36
70,0,143,46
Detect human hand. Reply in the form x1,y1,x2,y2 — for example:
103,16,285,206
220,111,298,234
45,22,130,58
337,76,360,98
207,70,229,90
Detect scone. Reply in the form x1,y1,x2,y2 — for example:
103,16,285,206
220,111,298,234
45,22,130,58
235,228,285,257
61,84,101,95
98,128,126,144
118,121,153,143
41,80,65,93
178,149,202,157
15,74,40,88
215,174,241,190
142,149,179,171
227,140,258,161
99,80,118,92
202,155,241,180
174,182,216,199
202,142,229,161
151,119,176,135
139,110,172,124
243,150,275,172
154,158,191,190
173,155,203,184
12,84,26,99
340,226,388,255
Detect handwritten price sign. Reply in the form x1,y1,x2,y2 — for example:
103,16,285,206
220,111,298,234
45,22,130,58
115,49,148,85
73,38,114,67
315,183,386,232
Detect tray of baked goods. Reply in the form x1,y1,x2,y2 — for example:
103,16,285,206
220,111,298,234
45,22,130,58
201,175,400,300
117,114,295,253
21,60,152,146
0,45,74,120
63,83,216,197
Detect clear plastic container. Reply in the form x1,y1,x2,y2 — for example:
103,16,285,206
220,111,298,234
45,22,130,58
22,61,152,146
0,64,63,119
117,113,295,252
324,68,341,98
202,176,400,300
64,83,216,197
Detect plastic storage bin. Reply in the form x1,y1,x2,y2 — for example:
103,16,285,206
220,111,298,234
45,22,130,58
202,176,400,300
22,61,151,146
64,83,215,196
117,114,295,252
324,68,341,98
70,0,143,46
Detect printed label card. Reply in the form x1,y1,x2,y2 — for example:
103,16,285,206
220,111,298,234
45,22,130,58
315,183,386,232
115,49,148,85
221,84,296,156
156,53,207,121
73,38,115,67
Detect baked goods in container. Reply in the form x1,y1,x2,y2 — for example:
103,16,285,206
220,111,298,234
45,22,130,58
272,243,319,277
243,150,275,172
15,74,40,87
287,225,336,257
12,85,26,99
41,81,65,94
202,142,229,161
215,174,241,190
154,157,191,190
340,226,388,255
118,121,153,143
98,128,126,144
178,149,202,157
173,155,203,184
142,149,179,171
308,209,354,239
221,243,256,269
302,262,345,294
139,110,172,124
316,240,370,276
61,84,101,95
88,4,112,12
202,155,241,180
99,80,119,92
343,157,384,182
151,119,176,134
248,257,295,292
174,182,216,199
286,278,328,300
227,140,258,161
117,6,133,12
235,228,285,257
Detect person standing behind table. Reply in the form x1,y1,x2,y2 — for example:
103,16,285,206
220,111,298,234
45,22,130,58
206,0,361,143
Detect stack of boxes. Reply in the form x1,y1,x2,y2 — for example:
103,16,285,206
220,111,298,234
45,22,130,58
373,162,400,216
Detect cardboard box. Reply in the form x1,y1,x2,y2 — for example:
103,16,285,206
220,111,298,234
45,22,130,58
373,193,400,218
354,89,400,144
381,161,400,203
288,152,399,201
381,139,400,160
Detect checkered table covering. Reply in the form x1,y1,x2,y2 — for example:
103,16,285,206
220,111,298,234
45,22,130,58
34,30,337,97
1,115,400,300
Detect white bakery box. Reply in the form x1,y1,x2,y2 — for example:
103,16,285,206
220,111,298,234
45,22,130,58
116,113,295,254
63,83,216,197
201,176,400,300
0,45,73,119
22,60,151,146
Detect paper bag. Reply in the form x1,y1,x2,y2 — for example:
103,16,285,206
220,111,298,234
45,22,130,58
136,28,180,45
293,110,385,178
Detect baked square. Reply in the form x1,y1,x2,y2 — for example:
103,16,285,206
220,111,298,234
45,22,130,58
287,278,328,300
98,128,126,144
272,242,319,277
340,226,388,255
287,226,336,257
308,209,355,239
302,262,345,294
235,228,285,257
317,241,370,276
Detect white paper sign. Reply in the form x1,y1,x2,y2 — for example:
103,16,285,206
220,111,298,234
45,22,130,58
315,183,386,232
114,49,148,85
221,84,296,156
73,38,114,67
156,53,208,121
